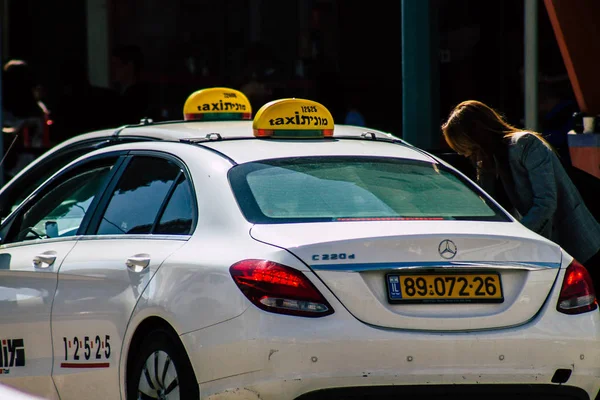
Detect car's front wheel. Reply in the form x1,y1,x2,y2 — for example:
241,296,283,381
127,328,198,400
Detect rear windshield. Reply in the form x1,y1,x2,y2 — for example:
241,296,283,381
229,156,509,224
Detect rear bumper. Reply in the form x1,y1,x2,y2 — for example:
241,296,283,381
180,299,600,400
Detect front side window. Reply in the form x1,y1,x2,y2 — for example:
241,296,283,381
6,160,115,243
96,156,183,235
0,138,156,222
5,147,99,217
229,156,509,224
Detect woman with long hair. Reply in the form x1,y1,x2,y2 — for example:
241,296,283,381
442,100,600,278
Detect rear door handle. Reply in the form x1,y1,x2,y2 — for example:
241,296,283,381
33,251,57,269
126,254,150,273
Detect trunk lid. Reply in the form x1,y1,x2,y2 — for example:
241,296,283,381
250,221,562,331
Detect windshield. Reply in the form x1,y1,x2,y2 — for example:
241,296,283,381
229,156,509,224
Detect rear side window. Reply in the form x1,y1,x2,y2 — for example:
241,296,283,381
155,176,194,235
96,156,182,234
229,157,509,224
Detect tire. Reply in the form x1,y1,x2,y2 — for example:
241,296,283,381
127,328,199,400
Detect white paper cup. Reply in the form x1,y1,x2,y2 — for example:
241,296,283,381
583,116,595,133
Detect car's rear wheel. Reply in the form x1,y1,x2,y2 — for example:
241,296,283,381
127,328,198,400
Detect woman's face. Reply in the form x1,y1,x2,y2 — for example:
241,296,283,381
450,131,478,159
444,119,483,160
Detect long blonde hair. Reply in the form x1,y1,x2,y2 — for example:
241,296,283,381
441,100,552,161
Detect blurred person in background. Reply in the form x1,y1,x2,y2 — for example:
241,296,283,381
1,59,52,180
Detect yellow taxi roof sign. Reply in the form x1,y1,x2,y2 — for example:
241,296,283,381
183,87,252,121
252,98,334,138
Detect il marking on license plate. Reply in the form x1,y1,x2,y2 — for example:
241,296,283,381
386,272,504,304
388,276,402,300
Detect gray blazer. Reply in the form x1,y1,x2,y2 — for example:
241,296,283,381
480,132,600,264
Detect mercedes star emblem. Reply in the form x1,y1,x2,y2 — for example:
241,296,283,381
438,239,457,259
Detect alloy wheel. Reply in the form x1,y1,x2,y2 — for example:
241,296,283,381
137,350,179,400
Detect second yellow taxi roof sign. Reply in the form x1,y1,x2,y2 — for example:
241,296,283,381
183,87,252,121
253,98,334,138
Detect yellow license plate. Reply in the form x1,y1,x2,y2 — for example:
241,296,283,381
386,272,503,304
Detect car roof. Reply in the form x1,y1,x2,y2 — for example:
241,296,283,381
111,120,401,142
38,120,405,148
200,136,435,164
92,121,436,164
60,120,434,160
0,120,432,198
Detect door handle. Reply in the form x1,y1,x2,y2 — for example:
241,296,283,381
126,254,150,273
33,251,57,269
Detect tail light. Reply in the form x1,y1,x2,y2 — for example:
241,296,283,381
230,259,334,317
557,259,597,315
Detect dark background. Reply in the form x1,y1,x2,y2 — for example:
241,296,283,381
3,0,569,141
4,0,599,219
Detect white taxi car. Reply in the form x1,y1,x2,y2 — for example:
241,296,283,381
0,88,599,400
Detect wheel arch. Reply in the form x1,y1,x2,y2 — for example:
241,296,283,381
123,316,198,398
